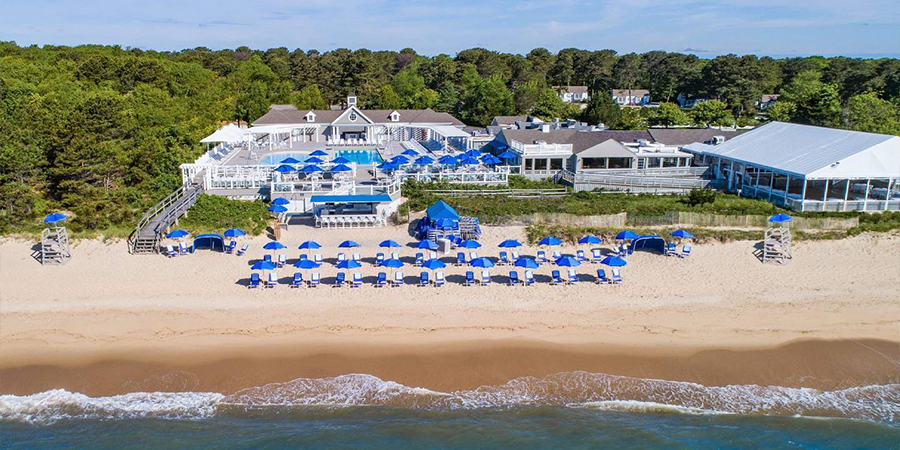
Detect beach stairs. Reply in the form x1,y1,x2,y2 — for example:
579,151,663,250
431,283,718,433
762,224,793,265
128,183,204,255
40,226,71,265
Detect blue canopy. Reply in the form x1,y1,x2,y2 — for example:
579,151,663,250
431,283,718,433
432,218,457,229
465,150,483,158
670,229,695,239
438,155,458,165
280,157,302,164
166,229,189,239
391,155,410,165
402,149,419,156
459,157,481,165
481,155,502,165
274,164,295,173
43,213,67,223
251,261,277,271
379,240,402,248
376,162,398,171
497,151,518,160
539,236,562,246
426,200,460,221
337,259,362,269
769,214,793,223
299,240,321,250
414,156,435,166
498,239,522,248
338,240,361,248
301,165,323,173
310,150,329,157
304,156,325,164
331,156,352,164
224,228,246,238
263,241,287,250
601,256,628,267
555,256,581,267
578,235,603,245
417,240,439,250
422,259,446,270
271,197,290,205
631,235,667,254
192,233,224,251
470,257,495,268
615,230,639,240
514,257,539,269
331,164,353,172
459,240,482,249
268,205,288,213
382,258,404,268
294,259,321,269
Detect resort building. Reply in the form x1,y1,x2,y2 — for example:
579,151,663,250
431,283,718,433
555,86,590,103
611,89,650,106
756,94,779,111
646,128,750,148
682,122,900,212
676,93,707,108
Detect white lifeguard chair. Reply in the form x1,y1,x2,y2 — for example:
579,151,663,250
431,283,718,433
762,214,792,265
40,213,71,265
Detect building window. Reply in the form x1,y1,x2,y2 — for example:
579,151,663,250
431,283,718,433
647,158,662,168
306,113,315,122
581,158,606,169
349,112,357,122
390,112,399,122
608,158,632,169
525,158,535,171
662,157,678,168
550,158,563,170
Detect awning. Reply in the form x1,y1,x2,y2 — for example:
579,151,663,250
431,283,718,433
309,194,392,204
426,200,459,220
429,125,470,138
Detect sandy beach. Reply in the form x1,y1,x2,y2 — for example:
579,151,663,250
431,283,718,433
1,224,898,397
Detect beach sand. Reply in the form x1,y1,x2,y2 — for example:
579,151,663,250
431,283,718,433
1,225,898,397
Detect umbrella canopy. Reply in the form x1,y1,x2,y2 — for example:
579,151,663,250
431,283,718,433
539,236,563,246
337,259,362,269
263,241,287,250
402,149,419,156
391,155,410,165
304,156,325,164
301,165,324,173
555,256,581,267
432,218,457,229
514,257,539,269
615,230,639,240
166,229,190,239
224,228,246,238
422,259,446,270
459,157,481,165
497,151,518,160
379,240,402,248
769,214,793,223
43,213,68,223
280,157,302,164
670,229,695,239
382,258,404,268
251,261,277,271
299,240,321,250
414,156,435,166
578,235,603,245
470,257,495,268
268,205,288,213
294,259,321,269
274,164,295,173
331,156,352,164
601,256,628,267
481,155,502,165
465,150,483,158
458,239,482,249
376,162,398,171
310,150,328,157
498,239,522,248
331,164,353,173
417,240,439,250
438,155,458,165
338,240,361,248
271,197,290,205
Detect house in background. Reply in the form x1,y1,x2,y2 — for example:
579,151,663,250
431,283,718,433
555,86,590,103
756,94,779,111
490,115,531,130
676,93,707,108
612,89,651,106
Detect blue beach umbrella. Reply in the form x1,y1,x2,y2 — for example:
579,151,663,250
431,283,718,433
301,165,324,173
331,156,352,164
578,235,603,245
459,157,481,165
465,149,483,158
601,256,628,267
310,150,329,157
459,240,482,249
422,259,446,271
391,155,410,165
280,157,302,164
338,240,361,248
514,257,539,269
402,149,419,157
268,205,288,213
615,230,638,240
299,240,321,250
274,164,295,173
294,259,321,269
376,162,398,171
43,213,67,223
417,240,439,250
432,218,456,229
271,197,290,205
769,214,793,223
331,164,353,173
414,156,435,166
263,241,287,250
224,228,246,238
470,257,495,268
379,240,402,249
498,239,522,248
497,151,518,160
166,229,189,239
555,256,581,267
382,258,404,268
481,155,502,165
438,155,458,165
304,156,325,164
337,259,362,269
251,261,277,271
670,230,695,239
539,236,563,247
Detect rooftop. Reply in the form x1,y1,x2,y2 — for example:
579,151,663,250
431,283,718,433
254,104,464,126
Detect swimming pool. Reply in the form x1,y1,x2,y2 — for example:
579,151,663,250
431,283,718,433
334,149,383,165
259,152,314,165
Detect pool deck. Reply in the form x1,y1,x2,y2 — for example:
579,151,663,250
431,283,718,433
223,142,387,166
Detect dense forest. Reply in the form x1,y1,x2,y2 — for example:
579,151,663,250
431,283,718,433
2,42,899,234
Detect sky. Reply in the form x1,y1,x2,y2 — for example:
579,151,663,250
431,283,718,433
2,0,899,58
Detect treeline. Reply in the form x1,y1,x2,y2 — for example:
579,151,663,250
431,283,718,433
1,42,898,234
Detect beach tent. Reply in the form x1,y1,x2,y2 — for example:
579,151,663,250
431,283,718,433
426,200,460,221
192,233,224,252
630,235,666,254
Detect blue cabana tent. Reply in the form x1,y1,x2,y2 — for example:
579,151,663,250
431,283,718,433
426,200,460,221
630,235,667,254
193,233,224,252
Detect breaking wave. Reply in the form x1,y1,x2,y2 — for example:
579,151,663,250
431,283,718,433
2,372,898,425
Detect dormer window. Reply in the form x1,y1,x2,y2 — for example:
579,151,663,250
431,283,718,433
347,94,357,106
390,111,399,122
305,112,316,122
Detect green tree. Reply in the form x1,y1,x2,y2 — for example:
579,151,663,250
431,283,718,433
780,70,842,126
391,68,426,107
843,92,900,135
368,84,404,109
645,102,690,127
412,88,440,109
458,75,514,126
614,107,648,130
580,92,621,127
690,100,734,127
531,88,575,120
290,84,328,110
766,101,796,122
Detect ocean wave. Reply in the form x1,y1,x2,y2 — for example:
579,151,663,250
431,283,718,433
2,372,898,425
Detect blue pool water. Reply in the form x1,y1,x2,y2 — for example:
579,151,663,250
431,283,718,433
334,149,383,165
258,152,316,165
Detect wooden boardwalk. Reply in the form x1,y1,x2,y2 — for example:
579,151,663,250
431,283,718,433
128,183,204,254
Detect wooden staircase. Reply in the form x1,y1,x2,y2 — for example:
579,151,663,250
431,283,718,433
128,183,204,254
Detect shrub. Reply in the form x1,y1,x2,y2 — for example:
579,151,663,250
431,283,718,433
687,189,717,206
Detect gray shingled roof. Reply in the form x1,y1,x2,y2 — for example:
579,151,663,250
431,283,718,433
647,128,750,147
492,115,529,125
253,105,464,126
499,129,653,154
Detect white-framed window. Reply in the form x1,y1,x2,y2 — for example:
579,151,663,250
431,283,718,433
349,112,358,122
390,112,399,122
306,112,316,122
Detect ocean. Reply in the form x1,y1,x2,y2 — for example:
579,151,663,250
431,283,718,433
2,372,898,449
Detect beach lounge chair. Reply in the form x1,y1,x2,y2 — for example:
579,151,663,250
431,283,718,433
249,273,260,288
611,268,623,284
291,272,303,288
225,241,236,254
337,253,346,264
419,271,429,286
415,253,424,266
165,245,179,258
352,253,361,262
524,270,535,286
237,243,249,256
434,271,445,287
375,272,387,288
619,243,629,257
576,250,586,262
551,270,563,285
511,250,520,261
591,248,602,263
277,254,286,267
537,250,547,264
567,268,579,284
498,251,509,265
375,253,385,266
391,252,399,261
509,270,521,286
465,271,476,286
334,272,346,288
264,254,273,263
351,272,362,288
392,271,404,287
179,242,190,255
266,272,278,288
309,272,321,287
456,252,466,266
313,253,323,264
429,251,438,261
680,244,692,258
596,269,610,284
481,270,491,285
552,250,562,261
299,254,308,262
666,243,677,257
469,251,478,262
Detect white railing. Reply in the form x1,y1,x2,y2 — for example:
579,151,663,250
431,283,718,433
398,170,509,185
581,166,708,177
571,170,719,192
509,141,573,156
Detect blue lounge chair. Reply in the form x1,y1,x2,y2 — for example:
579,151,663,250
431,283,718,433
481,270,491,285
524,270,535,286
225,241,237,254
179,242,190,255
266,272,278,288
498,251,509,265
419,271,429,286
392,271,404,287
313,253,323,264
308,272,320,287
456,252,466,266
375,253,385,266
299,254,308,261
165,245,179,258
552,250,562,262
249,273,260,288
391,252,400,261
337,253,346,264
264,254,273,263
352,253,361,262
567,268,579,284
334,272,346,287
415,253,424,266
619,244,629,257
277,254,286,267
434,271,446,287
596,269,610,284
351,272,362,288
666,242,677,257
468,251,478,262
509,270,521,286
576,250,586,262
611,268,623,284
680,244,692,258
511,250,520,261
551,270,563,285
429,251,438,261
591,248,602,263
376,272,387,287
465,271,476,286
537,250,547,264
291,272,303,288
236,243,249,256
